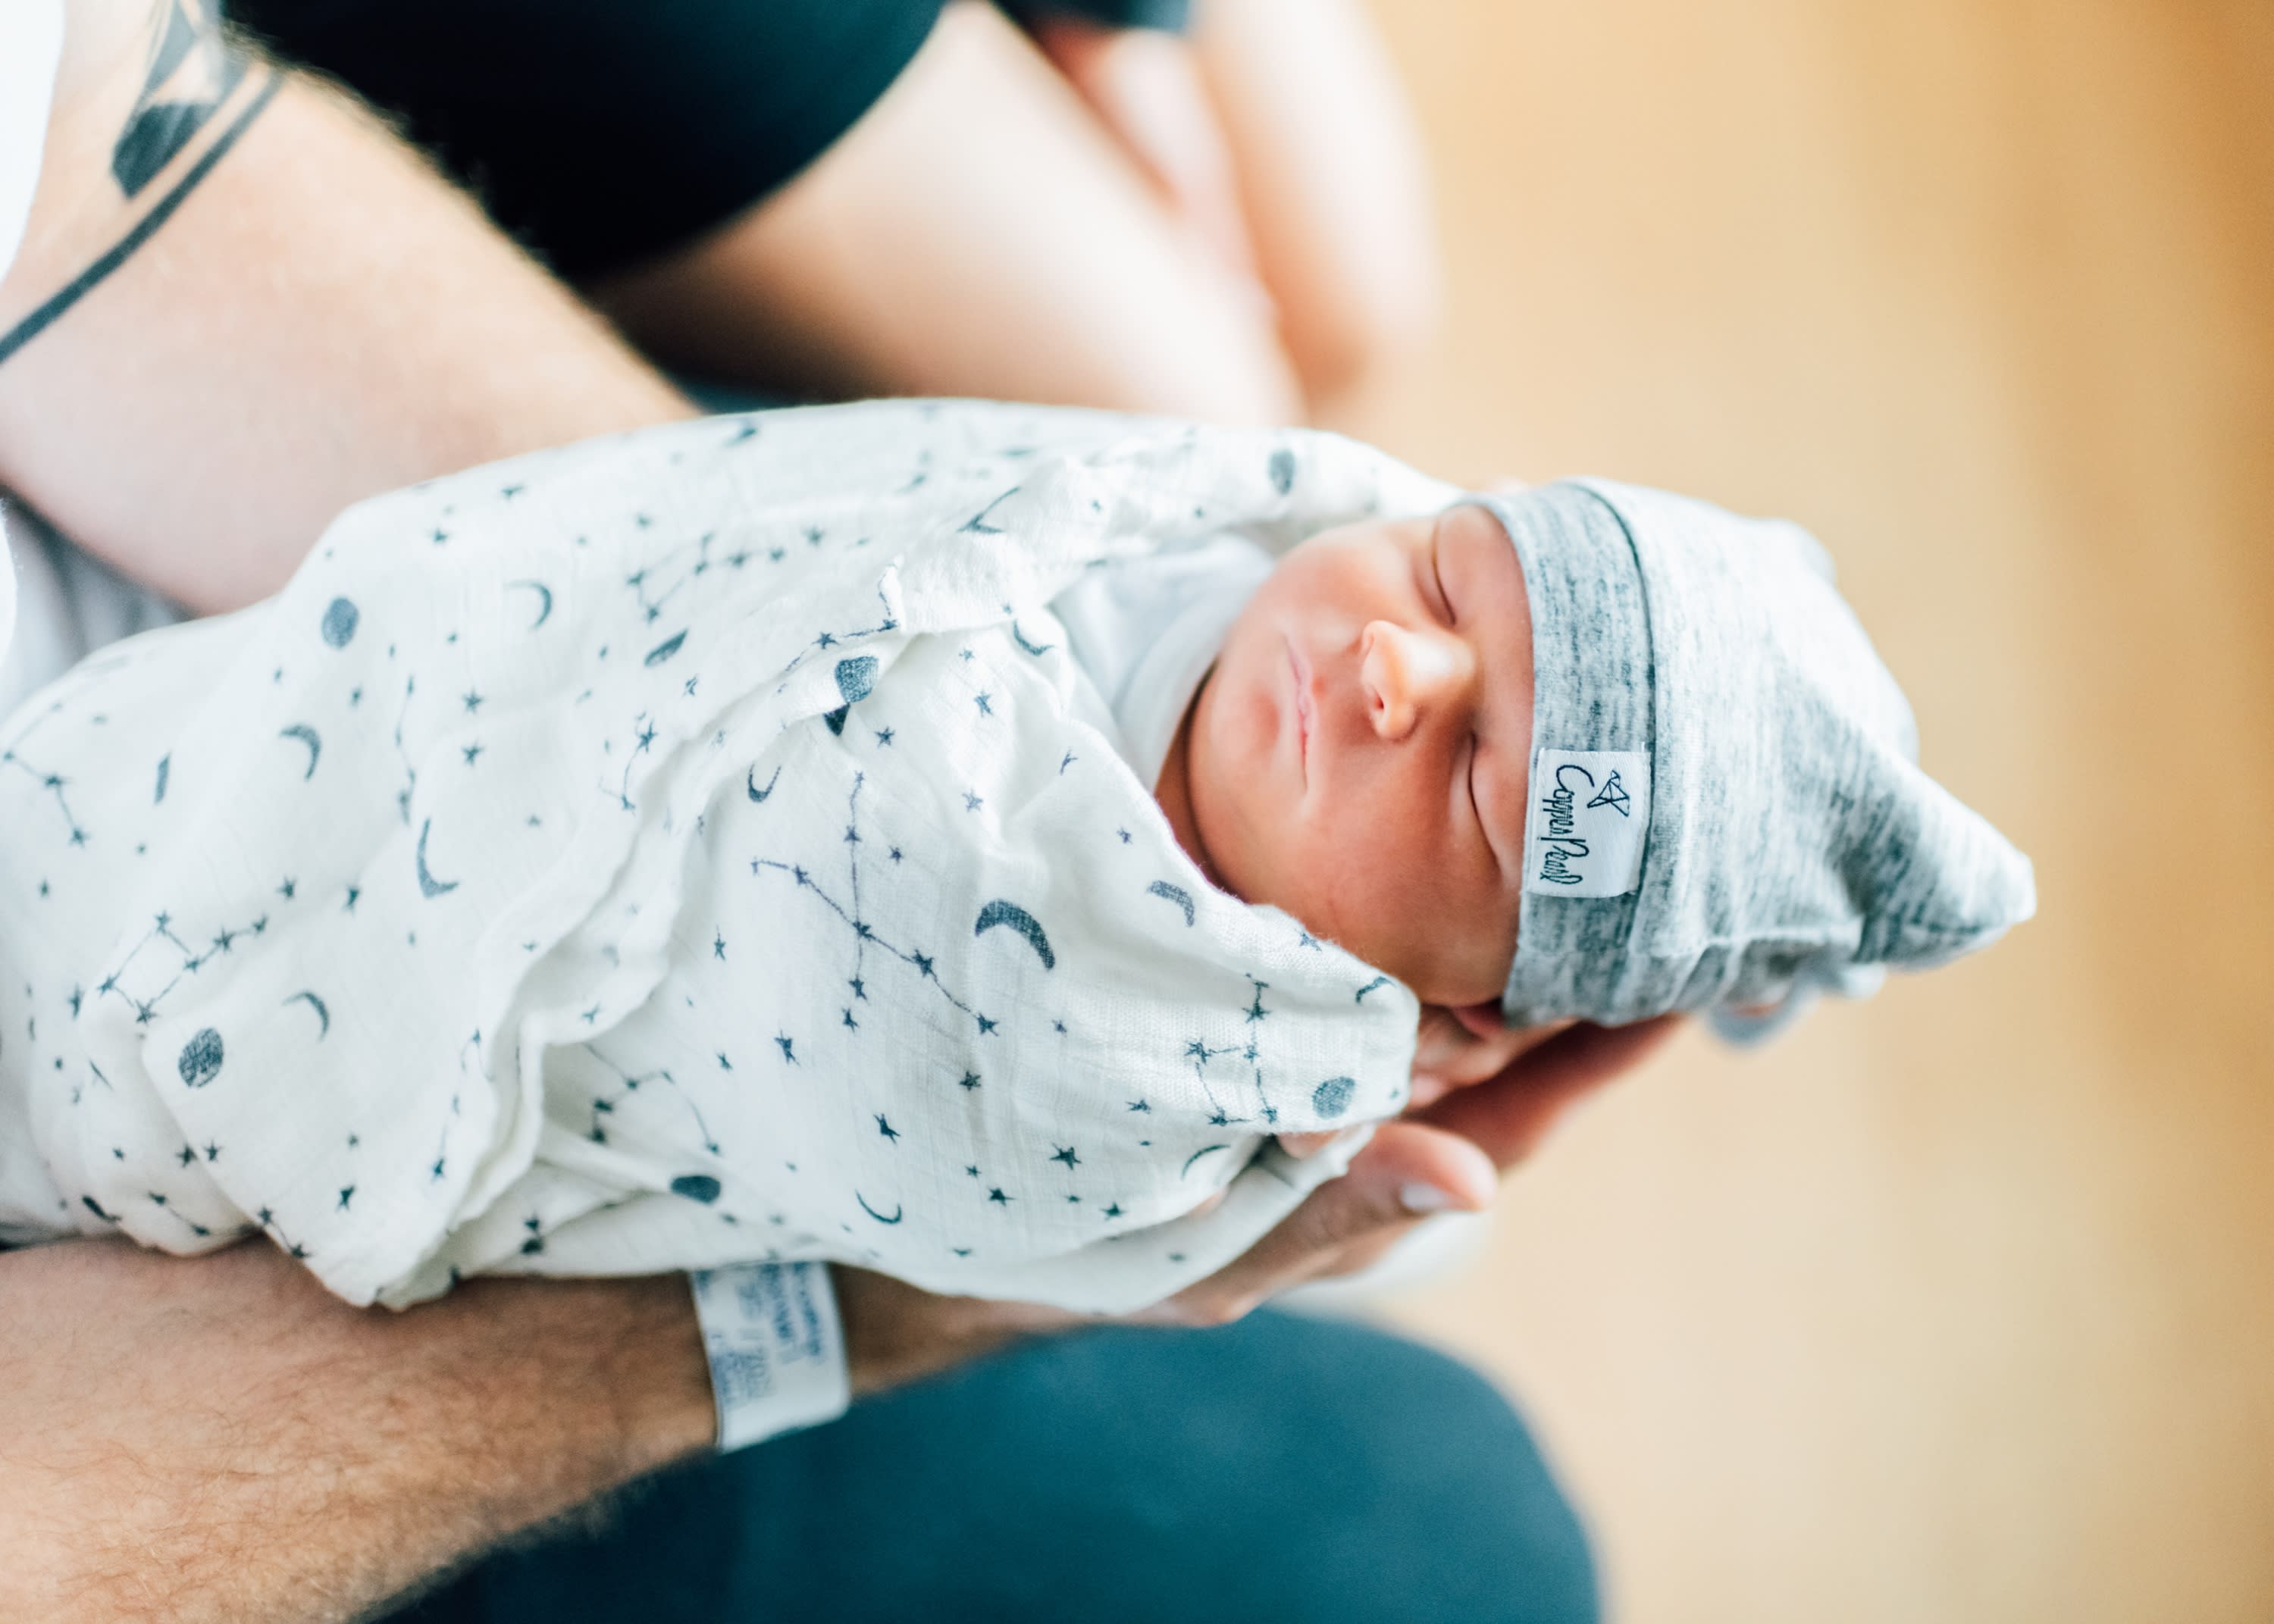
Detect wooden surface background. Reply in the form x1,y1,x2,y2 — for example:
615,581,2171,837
1338,4,2274,1619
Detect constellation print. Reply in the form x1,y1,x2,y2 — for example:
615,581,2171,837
581,1042,722,1156
90,905,272,1032
750,770,998,1037
390,674,420,822
766,584,901,701
598,711,660,813
624,530,756,624
2,699,90,846
1171,977,1291,1128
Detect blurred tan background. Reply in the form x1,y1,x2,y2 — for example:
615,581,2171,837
1333,5,2274,1621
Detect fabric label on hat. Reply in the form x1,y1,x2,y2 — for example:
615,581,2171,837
1524,749,1649,898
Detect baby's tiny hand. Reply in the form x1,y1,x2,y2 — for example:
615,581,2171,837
1410,1003,1571,1109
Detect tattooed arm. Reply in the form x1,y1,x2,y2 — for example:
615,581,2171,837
0,0,691,614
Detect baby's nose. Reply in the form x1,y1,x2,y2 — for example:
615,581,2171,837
1361,621,1473,741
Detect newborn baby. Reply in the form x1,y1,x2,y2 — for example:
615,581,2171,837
0,402,2033,1312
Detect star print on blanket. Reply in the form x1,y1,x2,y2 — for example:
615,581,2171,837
0,402,1454,1312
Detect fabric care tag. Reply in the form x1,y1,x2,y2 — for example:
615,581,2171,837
1523,748,1651,898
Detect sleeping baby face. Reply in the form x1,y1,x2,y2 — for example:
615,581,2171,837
1158,504,1535,1009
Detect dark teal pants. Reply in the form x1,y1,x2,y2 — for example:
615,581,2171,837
385,1310,1596,1624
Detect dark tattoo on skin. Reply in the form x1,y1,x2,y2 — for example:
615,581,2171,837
114,0,249,197
0,11,277,370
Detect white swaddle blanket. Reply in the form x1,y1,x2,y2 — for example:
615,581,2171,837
0,402,1457,1311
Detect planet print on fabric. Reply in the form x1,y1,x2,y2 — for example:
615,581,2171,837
177,1028,226,1089
320,597,359,648
822,655,879,736
834,656,878,704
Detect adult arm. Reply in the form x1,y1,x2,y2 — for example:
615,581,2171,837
588,2,1303,428
1023,0,1440,408
0,1018,1674,1624
0,0,690,614
0,1242,711,1624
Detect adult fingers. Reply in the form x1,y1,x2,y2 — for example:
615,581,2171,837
1154,1120,1496,1325
1417,1015,1682,1169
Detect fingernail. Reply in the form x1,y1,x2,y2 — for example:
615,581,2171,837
1399,1181,1457,1215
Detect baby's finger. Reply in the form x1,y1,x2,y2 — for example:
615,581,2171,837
1275,1130,1338,1159
1420,1015,1681,1169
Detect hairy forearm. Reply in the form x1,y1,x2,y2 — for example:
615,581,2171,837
0,1240,716,1624
0,1,691,613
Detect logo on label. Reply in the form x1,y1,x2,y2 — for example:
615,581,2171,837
1524,749,1649,898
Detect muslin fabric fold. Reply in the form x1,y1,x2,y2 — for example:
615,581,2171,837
0,402,1450,1311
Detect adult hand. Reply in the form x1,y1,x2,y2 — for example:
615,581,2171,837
835,1016,1678,1390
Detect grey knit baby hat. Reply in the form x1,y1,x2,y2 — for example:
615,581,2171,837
1464,481,2035,1040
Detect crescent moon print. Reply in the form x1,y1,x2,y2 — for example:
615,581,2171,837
856,1192,905,1225
644,630,688,666
509,579,553,629
415,818,459,898
153,753,170,804
278,723,322,780
1354,975,1391,1003
747,764,780,803
1181,1143,1229,1178
1145,880,1197,927
283,989,331,1038
1010,622,1056,658
974,900,1055,970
